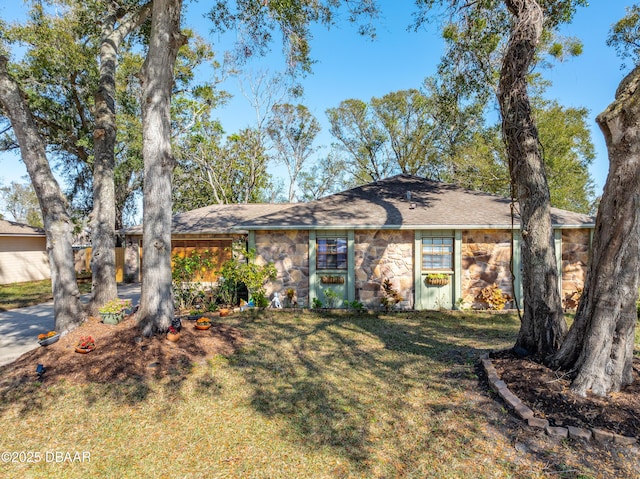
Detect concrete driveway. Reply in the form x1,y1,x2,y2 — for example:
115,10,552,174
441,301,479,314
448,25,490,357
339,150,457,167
0,284,141,367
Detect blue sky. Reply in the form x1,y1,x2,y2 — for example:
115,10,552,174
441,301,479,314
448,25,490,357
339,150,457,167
0,1,634,205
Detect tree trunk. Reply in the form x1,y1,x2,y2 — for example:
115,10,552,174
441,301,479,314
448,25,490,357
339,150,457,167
91,3,152,312
0,56,85,332
91,12,120,311
498,0,566,358
137,0,186,336
552,65,640,397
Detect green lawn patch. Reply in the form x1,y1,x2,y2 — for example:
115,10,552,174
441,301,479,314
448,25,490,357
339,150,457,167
0,279,92,311
0,310,630,478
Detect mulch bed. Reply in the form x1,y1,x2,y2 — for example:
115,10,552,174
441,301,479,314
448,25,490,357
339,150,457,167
491,350,640,439
0,314,246,388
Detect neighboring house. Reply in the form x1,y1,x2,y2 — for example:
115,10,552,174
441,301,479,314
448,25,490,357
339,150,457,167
0,219,50,284
124,175,594,310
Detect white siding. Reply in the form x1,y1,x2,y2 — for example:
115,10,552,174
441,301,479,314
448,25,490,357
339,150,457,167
0,236,50,284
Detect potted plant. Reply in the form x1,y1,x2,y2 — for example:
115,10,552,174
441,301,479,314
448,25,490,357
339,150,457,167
166,326,181,342
195,317,212,330
75,336,96,353
99,298,132,325
425,273,450,286
285,288,297,308
380,279,403,311
37,331,59,346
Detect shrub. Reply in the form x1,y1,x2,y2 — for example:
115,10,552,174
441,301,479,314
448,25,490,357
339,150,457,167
477,284,510,310
380,279,403,311
219,242,277,307
285,288,297,307
345,300,365,311
324,288,342,308
171,250,216,311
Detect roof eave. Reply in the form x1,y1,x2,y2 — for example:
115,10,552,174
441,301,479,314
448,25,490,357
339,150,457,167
239,223,594,231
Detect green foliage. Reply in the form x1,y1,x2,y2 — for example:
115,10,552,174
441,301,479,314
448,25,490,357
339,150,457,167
311,297,323,309
344,300,365,311
380,279,403,311
219,242,277,307
0,179,43,227
607,4,640,69
534,99,596,214
297,152,350,201
171,250,216,311
326,98,392,183
173,127,274,211
207,0,379,75
372,89,442,178
410,0,593,211
426,273,448,280
252,291,270,309
98,298,132,314
323,288,342,308
267,103,321,202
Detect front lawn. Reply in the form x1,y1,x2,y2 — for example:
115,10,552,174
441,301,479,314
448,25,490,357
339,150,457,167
0,310,634,478
0,279,92,310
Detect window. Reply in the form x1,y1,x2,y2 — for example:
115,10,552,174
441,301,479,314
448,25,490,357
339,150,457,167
317,238,347,270
422,237,453,270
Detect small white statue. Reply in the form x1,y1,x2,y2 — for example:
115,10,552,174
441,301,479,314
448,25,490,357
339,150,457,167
271,292,282,309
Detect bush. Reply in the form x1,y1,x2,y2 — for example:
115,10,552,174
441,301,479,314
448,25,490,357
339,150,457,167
477,283,510,310
345,300,365,311
323,288,342,308
219,242,277,307
171,250,216,311
380,279,403,311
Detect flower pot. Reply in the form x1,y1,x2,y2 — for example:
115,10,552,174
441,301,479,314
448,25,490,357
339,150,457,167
426,277,450,286
38,334,60,346
166,332,181,342
75,347,94,354
195,324,211,330
100,311,124,325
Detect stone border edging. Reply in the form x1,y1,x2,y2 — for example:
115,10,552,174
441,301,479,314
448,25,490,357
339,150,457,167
480,354,637,446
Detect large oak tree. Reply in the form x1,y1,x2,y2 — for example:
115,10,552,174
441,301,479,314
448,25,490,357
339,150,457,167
551,7,640,396
0,56,85,332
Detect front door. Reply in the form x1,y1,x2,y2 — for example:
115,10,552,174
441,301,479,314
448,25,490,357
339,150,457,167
419,236,454,309
313,235,348,308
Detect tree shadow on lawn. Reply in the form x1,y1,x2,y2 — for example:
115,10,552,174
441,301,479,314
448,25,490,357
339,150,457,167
230,309,518,473
0,317,243,413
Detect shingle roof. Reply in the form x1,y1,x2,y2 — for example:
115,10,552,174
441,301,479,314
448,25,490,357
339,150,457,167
124,203,295,235
125,175,594,234
0,219,45,236
238,175,594,230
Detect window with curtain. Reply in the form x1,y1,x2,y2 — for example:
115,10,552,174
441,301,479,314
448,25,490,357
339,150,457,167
421,237,453,270
317,238,347,269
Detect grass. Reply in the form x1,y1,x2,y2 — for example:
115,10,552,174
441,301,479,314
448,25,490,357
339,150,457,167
0,309,618,479
0,279,92,311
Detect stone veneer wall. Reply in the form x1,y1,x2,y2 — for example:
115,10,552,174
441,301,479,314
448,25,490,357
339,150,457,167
561,229,591,308
461,230,514,308
354,230,414,309
255,230,309,307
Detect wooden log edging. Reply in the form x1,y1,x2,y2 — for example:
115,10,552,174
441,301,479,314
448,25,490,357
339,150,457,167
480,354,638,446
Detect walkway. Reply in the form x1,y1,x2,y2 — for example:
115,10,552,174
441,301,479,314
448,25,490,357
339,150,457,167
0,284,141,367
